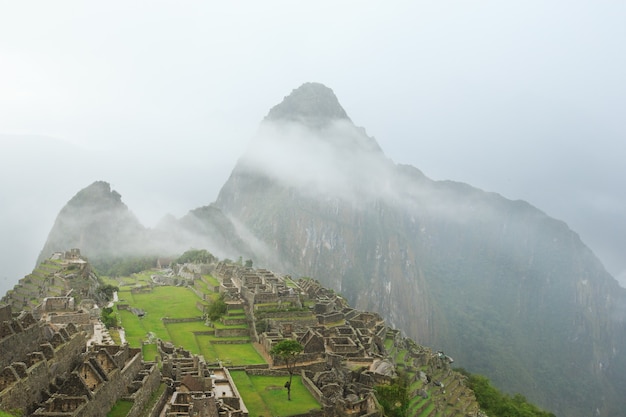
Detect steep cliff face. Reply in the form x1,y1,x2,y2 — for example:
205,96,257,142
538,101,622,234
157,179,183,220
215,83,626,416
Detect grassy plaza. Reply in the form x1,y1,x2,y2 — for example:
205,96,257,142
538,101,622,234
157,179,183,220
230,371,321,417
107,272,268,367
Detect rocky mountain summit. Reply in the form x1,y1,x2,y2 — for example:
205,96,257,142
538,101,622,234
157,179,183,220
36,83,626,416
265,82,351,126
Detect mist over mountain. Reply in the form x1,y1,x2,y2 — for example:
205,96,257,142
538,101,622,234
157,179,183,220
35,83,626,416
38,181,253,265
213,83,626,416
37,181,147,263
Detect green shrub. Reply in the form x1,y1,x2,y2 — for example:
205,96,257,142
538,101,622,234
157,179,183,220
206,293,227,321
456,368,556,417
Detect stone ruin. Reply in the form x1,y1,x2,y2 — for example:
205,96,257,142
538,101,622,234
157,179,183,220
157,341,246,417
1,256,483,417
212,266,386,417
0,301,161,417
210,264,482,417
1,250,99,315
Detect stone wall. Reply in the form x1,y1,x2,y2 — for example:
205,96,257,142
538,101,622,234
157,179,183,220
222,317,247,326
317,311,344,325
301,370,327,406
71,350,143,417
42,296,75,312
222,367,247,415
252,291,280,305
214,328,249,338
147,385,172,417
126,363,162,417
290,411,323,417
0,318,44,368
130,285,153,294
0,329,87,414
49,311,91,325
0,304,11,322
162,317,204,324
257,310,314,319
245,369,288,377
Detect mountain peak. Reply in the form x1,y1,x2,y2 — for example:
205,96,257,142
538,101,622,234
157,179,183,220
68,181,122,207
36,181,145,265
265,82,350,125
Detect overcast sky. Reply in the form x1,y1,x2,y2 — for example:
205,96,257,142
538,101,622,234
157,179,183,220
1,1,625,294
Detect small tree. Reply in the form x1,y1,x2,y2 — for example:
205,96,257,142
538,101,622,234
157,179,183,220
270,339,304,401
206,293,227,322
97,284,119,302
101,307,118,329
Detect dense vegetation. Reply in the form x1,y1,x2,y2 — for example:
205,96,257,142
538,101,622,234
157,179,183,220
374,374,409,417
93,256,159,277
175,249,216,264
101,306,118,328
97,284,119,301
205,292,227,321
456,369,556,417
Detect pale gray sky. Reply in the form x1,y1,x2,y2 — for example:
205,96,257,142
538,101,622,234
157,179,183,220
1,1,625,294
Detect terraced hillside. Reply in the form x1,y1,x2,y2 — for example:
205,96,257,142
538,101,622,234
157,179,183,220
384,334,480,417
1,251,98,312
99,261,484,416
2,251,556,416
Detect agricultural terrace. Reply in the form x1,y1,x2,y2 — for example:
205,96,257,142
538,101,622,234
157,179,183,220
108,272,266,366
230,371,321,417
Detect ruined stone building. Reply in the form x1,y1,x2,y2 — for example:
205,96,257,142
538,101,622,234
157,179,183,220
0,303,160,417
158,340,247,417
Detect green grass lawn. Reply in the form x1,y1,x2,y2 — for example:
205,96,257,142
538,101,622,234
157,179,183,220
384,335,395,351
230,371,272,417
197,334,219,361
212,343,266,366
194,335,265,366
107,399,133,417
284,277,299,288
117,309,149,347
230,371,321,417
203,274,220,287
131,286,203,318
115,286,204,348
116,288,133,302
111,278,266,367
213,321,248,329
109,328,122,345
165,321,210,354
194,279,210,293
142,343,158,362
